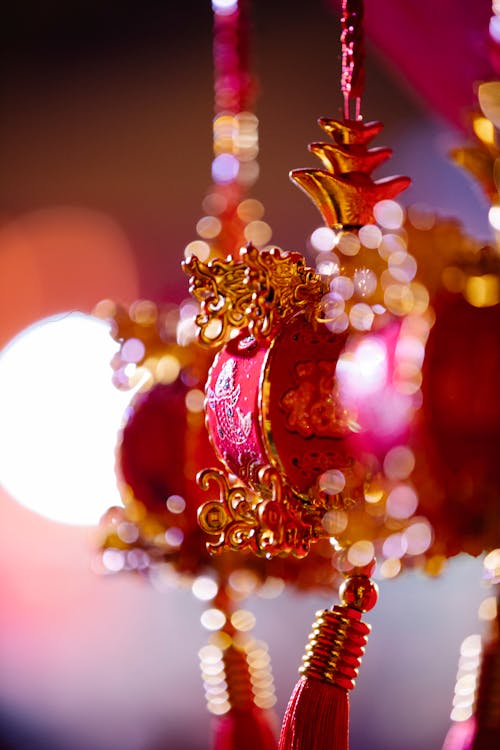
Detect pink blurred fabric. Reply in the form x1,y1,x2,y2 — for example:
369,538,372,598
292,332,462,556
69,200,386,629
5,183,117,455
441,717,476,750
329,0,495,130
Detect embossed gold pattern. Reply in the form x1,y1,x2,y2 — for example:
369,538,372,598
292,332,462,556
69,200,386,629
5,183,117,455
183,254,250,346
197,466,326,558
280,360,353,439
183,244,324,347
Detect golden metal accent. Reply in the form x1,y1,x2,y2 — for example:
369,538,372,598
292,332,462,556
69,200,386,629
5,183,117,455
257,466,325,558
300,605,370,690
183,244,324,347
245,245,323,330
319,118,383,145
309,141,392,175
197,466,325,558
183,254,250,346
290,119,410,228
197,469,261,555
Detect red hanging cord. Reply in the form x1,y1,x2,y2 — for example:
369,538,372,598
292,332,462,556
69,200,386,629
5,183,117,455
341,0,365,120
213,0,255,116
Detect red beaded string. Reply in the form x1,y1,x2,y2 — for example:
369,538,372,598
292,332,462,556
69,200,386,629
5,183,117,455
341,0,365,121
213,0,255,116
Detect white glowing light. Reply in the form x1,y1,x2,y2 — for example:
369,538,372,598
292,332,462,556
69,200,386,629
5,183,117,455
386,485,418,519
212,0,239,15
490,16,500,44
0,313,138,526
373,200,404,229
488,205,500,230
347,540,375,567
192,576,218,602
358,224,382,249
337,338,388,396
201,608,227,631
212,153,239,183
310,226,337,252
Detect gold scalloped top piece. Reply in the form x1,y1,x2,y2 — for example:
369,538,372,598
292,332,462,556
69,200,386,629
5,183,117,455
309,143,393,176
291,119,410,229
319,118,384,145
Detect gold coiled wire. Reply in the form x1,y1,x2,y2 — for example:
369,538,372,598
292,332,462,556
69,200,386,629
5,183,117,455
300,605,371,691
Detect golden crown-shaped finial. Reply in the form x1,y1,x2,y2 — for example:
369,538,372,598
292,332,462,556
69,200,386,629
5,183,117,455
291,119,410,228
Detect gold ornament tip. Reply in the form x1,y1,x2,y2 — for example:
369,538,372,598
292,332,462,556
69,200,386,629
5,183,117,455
318,118,384,145
290,168,410,229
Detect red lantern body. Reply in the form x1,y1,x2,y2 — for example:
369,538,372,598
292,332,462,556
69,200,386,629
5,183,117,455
206,314,364,503
417,292,500,556
118,380,216,572
424,293,500,467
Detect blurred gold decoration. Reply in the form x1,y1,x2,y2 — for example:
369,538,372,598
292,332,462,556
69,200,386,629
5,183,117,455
451,81,500,204
407,73,500,564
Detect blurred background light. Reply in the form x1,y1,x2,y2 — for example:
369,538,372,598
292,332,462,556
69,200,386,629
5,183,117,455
0,313,136,526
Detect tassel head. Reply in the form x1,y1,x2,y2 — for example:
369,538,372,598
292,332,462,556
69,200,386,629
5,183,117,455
278,571,378,749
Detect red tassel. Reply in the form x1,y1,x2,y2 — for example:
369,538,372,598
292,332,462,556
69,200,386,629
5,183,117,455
279,678,349,750
278,573,378,750
213,707,278,750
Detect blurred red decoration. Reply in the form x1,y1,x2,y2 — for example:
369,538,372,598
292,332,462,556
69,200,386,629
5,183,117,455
415,288,500,558
118,376,212,574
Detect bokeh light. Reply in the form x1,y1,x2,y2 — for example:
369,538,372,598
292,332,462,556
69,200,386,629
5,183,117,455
0,208,139,350
0,313,136,526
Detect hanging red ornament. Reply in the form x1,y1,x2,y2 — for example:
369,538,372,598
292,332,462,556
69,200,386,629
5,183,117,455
412,248,500,560
408,74,500,563
96,5,357,750
201,277,366,525
183,2,429,749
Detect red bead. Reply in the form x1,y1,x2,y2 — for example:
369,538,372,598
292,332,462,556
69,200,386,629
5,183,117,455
339,575,378,612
